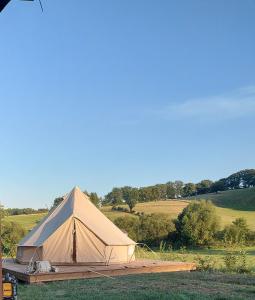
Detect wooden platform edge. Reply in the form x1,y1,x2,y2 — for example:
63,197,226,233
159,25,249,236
3,262,196,284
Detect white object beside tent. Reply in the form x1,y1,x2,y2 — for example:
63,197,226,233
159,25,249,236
17,186,136,265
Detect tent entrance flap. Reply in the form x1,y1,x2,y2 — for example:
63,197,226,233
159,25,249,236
72,219,77,263
75,218,107,263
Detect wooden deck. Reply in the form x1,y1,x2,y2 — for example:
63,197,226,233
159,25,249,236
3,259,196,283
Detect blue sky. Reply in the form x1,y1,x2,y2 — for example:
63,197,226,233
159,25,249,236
0,0,255,208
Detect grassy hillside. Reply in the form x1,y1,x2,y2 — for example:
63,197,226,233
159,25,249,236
5,213,47,231
189,187,255,211
6,196,255,231
102,200,255,230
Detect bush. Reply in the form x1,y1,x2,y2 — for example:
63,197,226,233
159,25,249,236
175,200,220,246
111,206,129,213
114,216,140,241
195,255,217,271
223,218,249,245
223,250,250,273
139,213,175,246
1,221,26,257
114,213,175,246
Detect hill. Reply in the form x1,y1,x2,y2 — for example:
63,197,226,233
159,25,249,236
5,213,47,231
189,187,255,211
5,188,255,231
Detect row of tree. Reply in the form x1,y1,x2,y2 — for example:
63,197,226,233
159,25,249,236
104,169,255,209
4,208,48,216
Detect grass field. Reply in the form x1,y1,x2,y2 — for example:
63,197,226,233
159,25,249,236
136,246,255,272
189,187,255,211
5,191,255,231
18,271,255,300
101,200,255,230
5,213,47,230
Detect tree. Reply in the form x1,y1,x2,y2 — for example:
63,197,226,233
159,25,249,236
183,183,197,197
89,192,100,207
104,188,123,206
123,188,139,212
223,218,249,245
1,221,26,257
114,216,140,241
174,181,184,197
52,197,64,209
196,180,213,195
139,213,175,246
210,179,226,193
175,200,220,246
166,182,176,199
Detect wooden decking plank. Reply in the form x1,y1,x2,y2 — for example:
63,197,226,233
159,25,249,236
3,259,196,284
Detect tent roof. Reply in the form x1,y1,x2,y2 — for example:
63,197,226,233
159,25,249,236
19,186,136,247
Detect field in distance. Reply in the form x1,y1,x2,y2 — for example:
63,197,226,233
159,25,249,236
5,187,255,231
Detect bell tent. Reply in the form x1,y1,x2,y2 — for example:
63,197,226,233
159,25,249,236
16,186,136,265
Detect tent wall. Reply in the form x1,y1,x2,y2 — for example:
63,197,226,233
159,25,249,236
75,218,107,263
105,245,135,263
43,217,73,263
16,217,136,264
16,246,42,264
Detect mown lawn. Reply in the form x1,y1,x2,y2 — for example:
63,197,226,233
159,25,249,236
19,271,255,300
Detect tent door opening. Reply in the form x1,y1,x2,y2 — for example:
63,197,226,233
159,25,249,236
72,218,77,263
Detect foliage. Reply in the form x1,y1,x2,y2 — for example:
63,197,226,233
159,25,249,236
223,250,251,273
183,183,196,197
89,192,100,207
114,213,175,246
114,216,140,241
103,169,255,205
139,213,175,246
223,218,249,245
4,208,48,216
195,255,217,271
1,221,26,257
196,180,213,195
123,187,139,212
175,200,220,246
104,187,123,206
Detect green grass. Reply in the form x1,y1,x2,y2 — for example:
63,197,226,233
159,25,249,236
102,200,255,230
189,187,255,211
136,246,255,272
6,191,255,231
18,271,255,300
5,213,47,231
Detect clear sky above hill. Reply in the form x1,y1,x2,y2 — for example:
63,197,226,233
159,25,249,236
0,0,255,208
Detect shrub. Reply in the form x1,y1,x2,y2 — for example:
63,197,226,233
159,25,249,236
111,206,129,213
1,221,26,257
223,250,250,273
139,213,175,246
114,213,175,246
175,200,220,246
195,255,217,271
114,216,140,241
223,218,249,245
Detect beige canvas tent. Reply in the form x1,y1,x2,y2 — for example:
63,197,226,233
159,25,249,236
16,186,136,265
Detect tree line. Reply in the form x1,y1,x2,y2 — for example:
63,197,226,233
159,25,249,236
104,169,255,211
